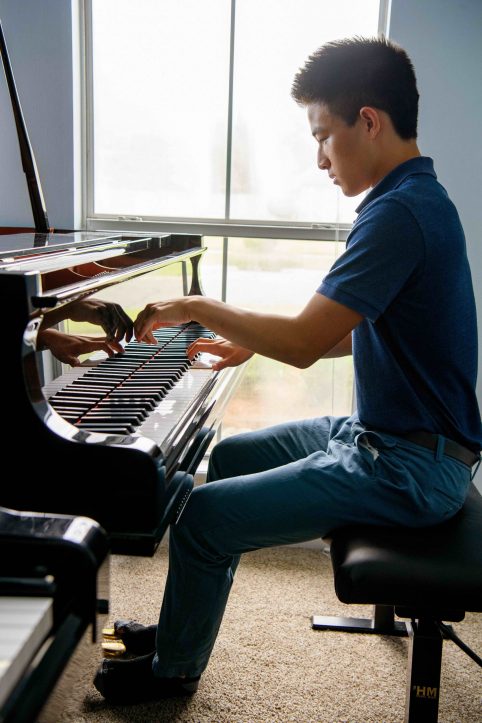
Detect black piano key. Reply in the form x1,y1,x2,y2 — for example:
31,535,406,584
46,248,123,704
51,392,104,401
121,381,178,390
106,351,156,363
108,392,164,403
126,368,182,375
83,370,129,377
103,398,158,410
124,373,182,382
69,388,120,396
83,407,146,417
121,376,176,384
50,399,96,409
83,415,144,426
94,404,149,417
136,363,189,371
70,376,117,384
61,383,113,392
74,422,135,433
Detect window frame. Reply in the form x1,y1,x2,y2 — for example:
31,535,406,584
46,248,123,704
81,0,390,243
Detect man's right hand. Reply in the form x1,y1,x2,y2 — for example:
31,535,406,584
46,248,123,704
186,337,253,371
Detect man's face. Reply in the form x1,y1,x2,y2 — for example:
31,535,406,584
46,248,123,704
307,102,375,197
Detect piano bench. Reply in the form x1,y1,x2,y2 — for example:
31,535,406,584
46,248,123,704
311,483,482,723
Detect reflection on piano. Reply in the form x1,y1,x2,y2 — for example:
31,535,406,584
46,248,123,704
0,18,244,553
0,506,109,723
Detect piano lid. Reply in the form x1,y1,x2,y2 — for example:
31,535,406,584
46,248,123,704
0,231,206,309
0,231,124,258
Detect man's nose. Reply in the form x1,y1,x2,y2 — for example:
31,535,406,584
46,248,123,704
317,149,329,170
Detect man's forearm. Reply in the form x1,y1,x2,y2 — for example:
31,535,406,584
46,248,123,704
134,293,362,368
185,296,307,366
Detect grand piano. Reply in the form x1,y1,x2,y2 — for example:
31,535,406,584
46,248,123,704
0,19,244,554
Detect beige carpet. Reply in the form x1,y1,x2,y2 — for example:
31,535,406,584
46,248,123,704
39,543,482,723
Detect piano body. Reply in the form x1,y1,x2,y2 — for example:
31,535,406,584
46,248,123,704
0,505,109,723
0,230,243,553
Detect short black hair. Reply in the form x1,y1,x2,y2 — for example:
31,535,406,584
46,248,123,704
291,36,419,139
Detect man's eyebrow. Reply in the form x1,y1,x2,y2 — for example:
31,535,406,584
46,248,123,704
311,126,326,137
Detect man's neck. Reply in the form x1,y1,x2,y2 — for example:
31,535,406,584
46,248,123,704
371,140,421,189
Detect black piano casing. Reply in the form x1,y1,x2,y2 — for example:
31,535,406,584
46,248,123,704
0,506,109,630
1,268,194,553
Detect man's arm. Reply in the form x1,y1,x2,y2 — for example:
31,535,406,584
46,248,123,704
134,292,362,369
323,333,353,358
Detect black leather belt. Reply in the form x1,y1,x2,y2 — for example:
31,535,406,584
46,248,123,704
402,431,480,467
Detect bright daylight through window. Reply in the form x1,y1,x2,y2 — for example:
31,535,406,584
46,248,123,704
90,0,380,225
87,0,381,435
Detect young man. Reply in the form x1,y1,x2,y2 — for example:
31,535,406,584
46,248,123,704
94,36,482,703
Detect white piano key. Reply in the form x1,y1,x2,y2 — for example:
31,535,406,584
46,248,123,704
41,342,243,465
43,359,217,449
137,369,214,448
0,597,53,707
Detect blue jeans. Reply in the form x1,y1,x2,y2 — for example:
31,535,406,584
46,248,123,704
152,414,471,677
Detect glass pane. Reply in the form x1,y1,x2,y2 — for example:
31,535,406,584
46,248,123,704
215,237,354,436
230,0,380,224
91,0,231,218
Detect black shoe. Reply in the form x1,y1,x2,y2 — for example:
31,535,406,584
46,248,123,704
93,651,200,704
113,619,157,655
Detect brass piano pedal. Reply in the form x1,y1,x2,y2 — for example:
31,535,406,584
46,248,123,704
101,640,127,656
101,627,117,639
101,626,126,655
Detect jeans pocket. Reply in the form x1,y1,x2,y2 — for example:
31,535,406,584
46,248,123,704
431,465,471,519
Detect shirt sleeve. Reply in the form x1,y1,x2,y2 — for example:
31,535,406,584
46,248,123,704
318,197,425,322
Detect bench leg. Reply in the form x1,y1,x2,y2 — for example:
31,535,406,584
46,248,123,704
405,618,442,723
312,604,408,635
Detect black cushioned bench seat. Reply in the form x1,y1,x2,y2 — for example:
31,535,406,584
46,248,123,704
312,483,482,722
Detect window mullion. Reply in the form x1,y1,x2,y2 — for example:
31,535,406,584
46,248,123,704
221,0,237,302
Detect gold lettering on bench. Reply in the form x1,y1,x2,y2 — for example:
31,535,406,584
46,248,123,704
412,685,438,699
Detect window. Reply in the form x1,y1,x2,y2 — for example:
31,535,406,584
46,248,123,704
200,235,354,438
85,1,383,434
87,0,382,228
90,0,231,220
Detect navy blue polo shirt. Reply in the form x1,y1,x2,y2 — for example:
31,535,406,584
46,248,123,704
318,156,482,451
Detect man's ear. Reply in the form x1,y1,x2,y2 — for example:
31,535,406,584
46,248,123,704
359,106,381,137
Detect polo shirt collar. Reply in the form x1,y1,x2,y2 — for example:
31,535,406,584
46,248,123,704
355,156,436,214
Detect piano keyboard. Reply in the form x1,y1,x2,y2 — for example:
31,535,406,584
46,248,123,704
0,597,53,709
42,324,220,453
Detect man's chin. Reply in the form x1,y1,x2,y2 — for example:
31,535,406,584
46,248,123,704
342,185,366,198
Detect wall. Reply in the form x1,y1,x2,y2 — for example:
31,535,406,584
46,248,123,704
388,0,482,487
0,0,77,229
